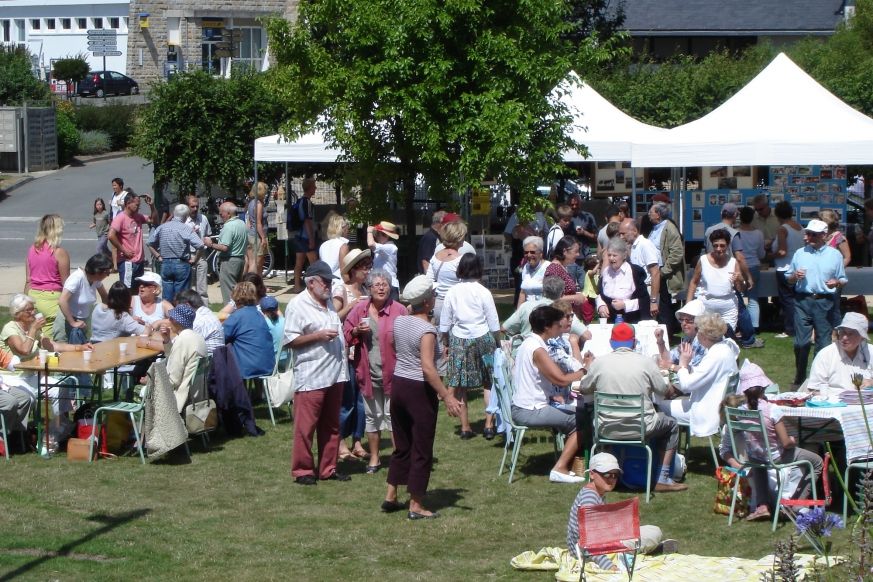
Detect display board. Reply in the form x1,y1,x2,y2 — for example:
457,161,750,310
594,161,643,197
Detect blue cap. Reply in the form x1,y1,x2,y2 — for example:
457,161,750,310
259,296,279,311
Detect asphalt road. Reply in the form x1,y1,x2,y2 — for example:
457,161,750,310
0,156,154,267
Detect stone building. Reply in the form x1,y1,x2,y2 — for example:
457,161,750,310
125,1,298,86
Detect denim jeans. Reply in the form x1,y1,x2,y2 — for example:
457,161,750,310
161,258,191,304
744,266,761,329
794,294,835,354
118,260,144,289
776,270,796,336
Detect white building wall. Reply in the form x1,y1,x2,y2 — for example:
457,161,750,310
0,1,131,77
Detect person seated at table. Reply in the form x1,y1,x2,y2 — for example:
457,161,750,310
655,299,707,373
131,272,174,327
54,253,112,343
719,364,823,521
511,305,589,483
596,238,650,324
222,282,275,380
807,312,873,394
545,300,586,404
663,311,738,438
90,282,146,343
502,276,589,354
138,304,206,413
174,290,225,355
567,453,677,569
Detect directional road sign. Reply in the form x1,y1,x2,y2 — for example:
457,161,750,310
92,51,123,57
88,41,117,49
87,29,117,38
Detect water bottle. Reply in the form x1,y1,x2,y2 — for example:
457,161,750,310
615,314,624,324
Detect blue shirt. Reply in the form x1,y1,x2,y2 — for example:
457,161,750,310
786,244,847,295
669,336,707,368
148,218,204,260
223,305,276,379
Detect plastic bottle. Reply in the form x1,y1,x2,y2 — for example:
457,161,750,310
615,314,624,324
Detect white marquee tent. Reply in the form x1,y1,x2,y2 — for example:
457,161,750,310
631,53,873,167
254,128,343,163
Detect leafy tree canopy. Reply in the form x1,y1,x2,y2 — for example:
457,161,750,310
131,70,287,196
52,55,90,84
0,46,50,106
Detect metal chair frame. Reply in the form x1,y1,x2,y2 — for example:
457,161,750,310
592,393,653,503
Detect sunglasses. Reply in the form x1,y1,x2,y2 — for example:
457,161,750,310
677,316,695,324
596,471,621,480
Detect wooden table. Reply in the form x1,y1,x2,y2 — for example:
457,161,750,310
17,337,161,457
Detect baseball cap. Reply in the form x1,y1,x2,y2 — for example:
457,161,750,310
609,322,636,350
589,452,623,475
259,296,279,311
304,260,338,280
805,219,828,234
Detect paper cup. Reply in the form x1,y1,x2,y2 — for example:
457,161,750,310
598,318,607,326
119,343,128,354
82,350,92,362
38,349,48,365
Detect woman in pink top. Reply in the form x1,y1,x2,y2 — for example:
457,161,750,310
24,215,69,336
820,209,851,329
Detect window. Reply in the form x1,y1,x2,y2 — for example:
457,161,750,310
109,17,120,29
61,18,71,30
92,17,103,29
46,19,56,31
235,27,267,71
124,17,129,28
1,20,9,43
15,19,25,41
30,19,40,31
77,18,87,30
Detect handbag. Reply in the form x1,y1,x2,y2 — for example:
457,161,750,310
265,351,295,408
713,466,751,518
185,399,218,434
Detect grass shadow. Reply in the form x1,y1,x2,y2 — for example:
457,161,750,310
425,488,471,512
0,508,150,581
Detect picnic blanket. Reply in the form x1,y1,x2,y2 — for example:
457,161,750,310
510,547,829,581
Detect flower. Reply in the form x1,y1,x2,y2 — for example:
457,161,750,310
794,508,844,538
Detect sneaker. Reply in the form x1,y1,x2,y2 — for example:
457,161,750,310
549,470,584,484
774,333,790,339
742,338,765,349
654,479,689,492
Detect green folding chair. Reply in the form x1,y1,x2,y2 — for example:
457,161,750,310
592,392,653,503
89,383,148,464
676,371,739,469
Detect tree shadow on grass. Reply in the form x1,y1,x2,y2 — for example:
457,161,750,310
0,508,151,581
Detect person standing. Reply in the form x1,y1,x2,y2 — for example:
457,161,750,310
90,198,111,259
108,177,126,219
245,183,269,275
820,208,852,329
785,219,848,386
738,206,766,332
619,218,661,319
107,191,158,288
771,201,805,339
203,202,247,304
185,195,212,304
750,193,780,248
596,205,622,260
417,210,445,275
567,194,598,255
291,177,319,292
283,261,350,485
25,214,69,337
147,204,205,303
55,254,112,343
367,222,400,299
647,202,685,335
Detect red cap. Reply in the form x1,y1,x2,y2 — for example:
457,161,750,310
609,323,636,349
652,193,671,203
441,212,461,224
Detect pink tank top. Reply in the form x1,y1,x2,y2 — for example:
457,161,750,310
27,244,62,291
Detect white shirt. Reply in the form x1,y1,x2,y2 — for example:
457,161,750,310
110,191,126,218
596,261,639,313
629,236,660,285
194,305,225,355
427,254,463,299
439,280,500,339
90,304,144,342
519,260,549,300
511,335,551,410
283,289,348,392
675,339,740,437
185,213,212,253
372,241,399,288
319,237,349,279
434,241,476,255
63,268,104,319
808,342,873,394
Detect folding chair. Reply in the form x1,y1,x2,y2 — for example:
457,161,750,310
573,497,641,581
843,458,873,521
676,371,739,469
781,452,831,553
493,353,563,483
89,383,148,464
723,406,818,530
592,393,652,502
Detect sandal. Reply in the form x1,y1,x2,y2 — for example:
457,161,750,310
351,449,371,460
745,507,771,522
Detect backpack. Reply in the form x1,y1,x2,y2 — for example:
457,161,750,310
287,198,305,231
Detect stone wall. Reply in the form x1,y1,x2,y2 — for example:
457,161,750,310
126,1,298,87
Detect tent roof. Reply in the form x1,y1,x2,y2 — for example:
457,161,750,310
631,53,873,167
558,72,667,162
254,129,344,163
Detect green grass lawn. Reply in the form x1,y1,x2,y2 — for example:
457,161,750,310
0,309,860,580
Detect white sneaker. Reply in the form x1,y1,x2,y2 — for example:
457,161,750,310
550,470,584,484
774,333,790,339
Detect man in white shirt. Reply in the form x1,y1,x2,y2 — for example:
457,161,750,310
185,195,212,303
283,260,350,485
619,218,662,318
546,205,572,259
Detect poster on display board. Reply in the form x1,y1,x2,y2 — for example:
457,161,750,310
594,161,643,197
680,165,848,242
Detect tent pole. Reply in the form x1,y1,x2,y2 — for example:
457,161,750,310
631,167,637,218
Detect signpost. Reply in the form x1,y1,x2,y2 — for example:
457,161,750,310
86,30,118,98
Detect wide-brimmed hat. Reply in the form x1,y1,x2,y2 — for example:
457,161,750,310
676,299,705,320
589,452,623,475
836,312,869,339
135,272,162,287
804,219,828,234
341,248,372,275
609,322,636,350
401,275,434,306
373,221,399,240
738,362,774,394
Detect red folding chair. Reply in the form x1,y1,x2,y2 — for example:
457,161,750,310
573,497,641,581
778,452,831,553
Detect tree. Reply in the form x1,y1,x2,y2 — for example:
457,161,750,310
0,45,50,105
266,0,589,243
52,55,90,96
131,70,287,199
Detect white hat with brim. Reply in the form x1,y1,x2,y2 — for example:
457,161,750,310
588,452,622,475
804,219,828,234
676,299,705,320
836,311,869,339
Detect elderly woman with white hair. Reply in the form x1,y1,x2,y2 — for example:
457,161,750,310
807,312,873,397
147,203,205,303
131,272,174,326
665,311,739,437
596,237,650,324
517,235,549,307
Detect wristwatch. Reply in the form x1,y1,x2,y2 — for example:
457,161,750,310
650,298,658,304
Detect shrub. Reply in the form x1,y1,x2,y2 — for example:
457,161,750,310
74,103,139,150
77,129,111,155
55,100,79,166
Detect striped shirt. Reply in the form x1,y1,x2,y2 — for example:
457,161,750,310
567,487,615,570
283,289,348,391
393,316,438,382
194,306,225,355
148,218,204,260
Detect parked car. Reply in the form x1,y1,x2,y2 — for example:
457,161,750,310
77,71,139,97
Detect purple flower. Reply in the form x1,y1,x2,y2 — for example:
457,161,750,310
795,508,844,538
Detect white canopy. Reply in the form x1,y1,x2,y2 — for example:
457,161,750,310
558,71,668,162
254,128,344,163
632,53,873,167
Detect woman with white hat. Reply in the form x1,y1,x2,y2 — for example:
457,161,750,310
567,452,673,568
367,221,400,300
131,271,174,326
807,311,873,395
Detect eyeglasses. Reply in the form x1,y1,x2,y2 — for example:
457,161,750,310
677,316,695,324
371,282,390,289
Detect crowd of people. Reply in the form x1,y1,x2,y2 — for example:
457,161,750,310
1,176,870,538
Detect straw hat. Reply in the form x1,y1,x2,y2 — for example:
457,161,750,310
373,221,399,240
341,248,372,275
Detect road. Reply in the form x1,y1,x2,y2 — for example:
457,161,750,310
0,156,154,267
